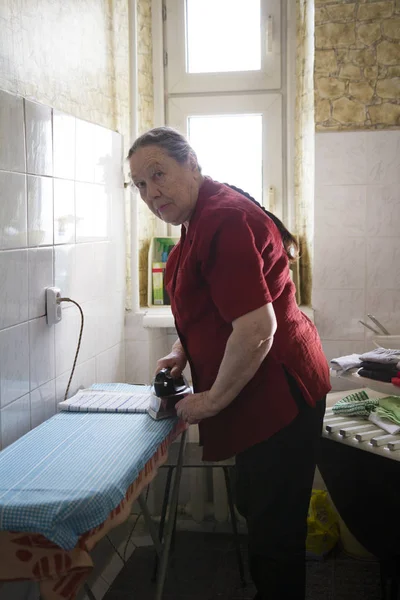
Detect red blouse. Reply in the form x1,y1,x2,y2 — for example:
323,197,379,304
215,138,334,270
165,178,331,461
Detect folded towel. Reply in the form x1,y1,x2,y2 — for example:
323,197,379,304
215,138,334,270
369,412,400,435
330,354,361,372
358,368,399,383
332,390,379,417
376,396,400,426
360,348,400,366
360,361,399,374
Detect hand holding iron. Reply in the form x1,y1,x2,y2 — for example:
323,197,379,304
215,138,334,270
175,390,219,424
156,346,187,379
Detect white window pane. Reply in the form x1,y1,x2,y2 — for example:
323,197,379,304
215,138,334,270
188,114,263,204
186,0,261,74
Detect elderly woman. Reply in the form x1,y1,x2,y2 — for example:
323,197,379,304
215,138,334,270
128,127,330,600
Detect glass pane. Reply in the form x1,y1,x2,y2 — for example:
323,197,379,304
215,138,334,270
188,114,263,204
186,0,261,74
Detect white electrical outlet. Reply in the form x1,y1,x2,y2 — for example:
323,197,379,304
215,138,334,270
46,287,62,325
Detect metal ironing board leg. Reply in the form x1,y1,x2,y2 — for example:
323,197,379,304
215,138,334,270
152,465,175,581
155,429,187,600
138,494,164,558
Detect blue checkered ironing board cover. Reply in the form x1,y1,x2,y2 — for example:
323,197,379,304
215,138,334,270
0,384,178,550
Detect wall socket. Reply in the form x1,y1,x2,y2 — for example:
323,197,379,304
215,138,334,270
46,287,62,325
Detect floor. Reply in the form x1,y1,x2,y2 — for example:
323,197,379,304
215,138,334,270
103,526,382,600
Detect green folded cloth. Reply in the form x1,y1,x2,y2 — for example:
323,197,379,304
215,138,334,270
332,390,379,417
376,396,400,426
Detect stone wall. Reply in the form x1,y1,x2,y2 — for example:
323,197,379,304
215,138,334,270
315,0,400,130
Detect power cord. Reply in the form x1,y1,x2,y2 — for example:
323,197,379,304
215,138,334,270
57,297,85,402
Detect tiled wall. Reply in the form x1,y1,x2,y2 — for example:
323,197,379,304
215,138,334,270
313,129,400,363
0,89,126,450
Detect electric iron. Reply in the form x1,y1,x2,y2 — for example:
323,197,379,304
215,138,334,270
148,368,192,420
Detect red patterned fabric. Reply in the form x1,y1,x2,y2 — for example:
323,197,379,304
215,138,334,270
0,422,185,600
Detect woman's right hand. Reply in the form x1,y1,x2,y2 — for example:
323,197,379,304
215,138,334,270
156,350,187,379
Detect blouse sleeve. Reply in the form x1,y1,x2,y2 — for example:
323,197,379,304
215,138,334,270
201,210,272,323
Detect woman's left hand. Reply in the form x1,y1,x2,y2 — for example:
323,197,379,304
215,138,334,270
175,391,218,424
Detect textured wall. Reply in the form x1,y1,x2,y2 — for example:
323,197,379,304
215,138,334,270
137,0,157,307
315,0,400,130
0,0,130,145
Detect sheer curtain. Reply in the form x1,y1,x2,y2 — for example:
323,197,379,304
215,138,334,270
294,0,315,307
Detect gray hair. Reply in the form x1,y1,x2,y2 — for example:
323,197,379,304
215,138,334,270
127,127,201,170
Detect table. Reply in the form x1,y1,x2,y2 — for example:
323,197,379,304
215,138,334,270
319,389,400,598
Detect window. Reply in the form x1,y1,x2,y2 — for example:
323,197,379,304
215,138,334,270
168,93,282,213
165,0,282,93
159,0,291,232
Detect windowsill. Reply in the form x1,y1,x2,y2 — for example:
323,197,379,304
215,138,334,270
142,305,315,328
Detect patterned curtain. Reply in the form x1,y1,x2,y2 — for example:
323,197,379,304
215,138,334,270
294,0,315,306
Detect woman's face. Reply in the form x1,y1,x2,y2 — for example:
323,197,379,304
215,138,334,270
129,145,202,226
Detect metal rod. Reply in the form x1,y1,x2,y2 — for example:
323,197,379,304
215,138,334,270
359,320,380,335
223,467,246,588
155,429,187,600
367,314,390,335
152,466,175,581
137,494,164,558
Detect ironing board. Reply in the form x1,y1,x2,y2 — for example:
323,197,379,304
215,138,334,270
0,383,187,600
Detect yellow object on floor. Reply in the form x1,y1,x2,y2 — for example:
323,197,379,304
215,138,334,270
306,490,339,559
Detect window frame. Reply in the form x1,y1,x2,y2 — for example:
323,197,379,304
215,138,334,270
151,0,295,231
164,0,282,94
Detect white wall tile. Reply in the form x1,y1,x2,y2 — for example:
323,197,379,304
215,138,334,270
315,132,367,186
53,110,76,180
30,380,56,429
74,243,97,303
54,244,76,302
75,299,97,364
75,119,96,183
0,171,27,250
96,343,125,384
366,290,400,336
24,100,52,177
54,305,82,377
28,247,53,319
98,293,125,351
0,250,29,329
53,179,75,244
92,241,112,298
29,317,55,390
367,238,400,290
0,323,30,407
366,184,400,237
314,130,400,347
366,130,400,185
321,340,366,363
0,394,31,449
314,185,366,238
0,90,25,172
55,358,96,403
125,340,150,384
75,183,109,242
27,175,53,246
125,313,148,342
94,125,113,185
313,237,365,290
313,289,365,341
